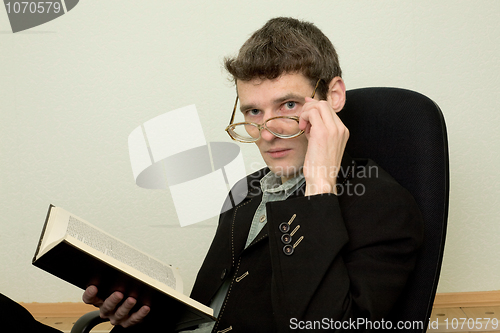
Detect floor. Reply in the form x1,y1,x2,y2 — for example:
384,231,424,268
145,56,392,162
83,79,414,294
34,307,500,332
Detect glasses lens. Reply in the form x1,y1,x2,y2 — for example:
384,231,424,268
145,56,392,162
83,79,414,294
230,123,260,141
266,117,301,138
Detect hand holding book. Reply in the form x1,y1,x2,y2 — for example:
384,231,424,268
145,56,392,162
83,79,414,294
83,285,150,328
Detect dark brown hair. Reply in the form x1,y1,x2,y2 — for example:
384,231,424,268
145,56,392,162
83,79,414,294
224,17,342,100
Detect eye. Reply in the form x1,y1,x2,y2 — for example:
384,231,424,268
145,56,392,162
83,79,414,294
279,101,299,114
246,109,260,116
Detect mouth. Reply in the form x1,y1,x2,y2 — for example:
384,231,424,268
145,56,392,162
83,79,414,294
266,148,291,158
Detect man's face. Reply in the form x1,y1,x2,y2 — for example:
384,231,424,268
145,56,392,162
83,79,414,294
236,73,315,183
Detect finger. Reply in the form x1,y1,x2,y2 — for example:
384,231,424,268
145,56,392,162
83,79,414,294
300,100,330,129
82,285,103,307
301,101,346,140
299,107,330,138
114,297,137,321
298,106,319,131
121,305,150,328
308,100,338,128
100,291,124,317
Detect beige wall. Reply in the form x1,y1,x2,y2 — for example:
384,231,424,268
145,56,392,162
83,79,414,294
1,0,499,302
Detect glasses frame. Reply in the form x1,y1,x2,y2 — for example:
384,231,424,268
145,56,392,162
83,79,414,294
225,78,321,143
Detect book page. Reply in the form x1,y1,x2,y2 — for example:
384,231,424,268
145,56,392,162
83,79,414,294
66,213,182,293
38,207,68,256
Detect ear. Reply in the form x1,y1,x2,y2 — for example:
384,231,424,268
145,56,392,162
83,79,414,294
326,77,346,113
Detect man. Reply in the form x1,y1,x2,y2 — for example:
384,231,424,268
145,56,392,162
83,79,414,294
84,17,423,332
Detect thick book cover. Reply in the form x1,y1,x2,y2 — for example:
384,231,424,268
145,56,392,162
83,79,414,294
33,205,215,330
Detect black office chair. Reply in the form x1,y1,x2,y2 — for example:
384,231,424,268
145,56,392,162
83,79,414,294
340,87,449,332
72,310,107,333
72,87,449,333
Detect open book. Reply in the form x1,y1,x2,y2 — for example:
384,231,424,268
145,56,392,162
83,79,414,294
33,205,215,330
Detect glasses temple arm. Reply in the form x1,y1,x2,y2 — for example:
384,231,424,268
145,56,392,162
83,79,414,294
311,78,321,99
229,95,239,126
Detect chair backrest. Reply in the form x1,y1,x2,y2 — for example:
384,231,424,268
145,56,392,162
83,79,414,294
340,87,449,332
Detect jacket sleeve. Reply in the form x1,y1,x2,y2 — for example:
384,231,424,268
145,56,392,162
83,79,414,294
266,181,424,331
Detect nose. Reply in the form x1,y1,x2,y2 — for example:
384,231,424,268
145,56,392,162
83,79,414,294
259,126,275,141
259,113,276,142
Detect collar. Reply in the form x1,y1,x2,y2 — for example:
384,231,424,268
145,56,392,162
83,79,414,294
244,152,356,200
259,171,306,197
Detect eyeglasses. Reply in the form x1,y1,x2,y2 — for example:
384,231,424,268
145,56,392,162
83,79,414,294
225,79,321,143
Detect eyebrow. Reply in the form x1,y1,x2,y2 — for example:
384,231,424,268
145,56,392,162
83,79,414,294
239,93,306,113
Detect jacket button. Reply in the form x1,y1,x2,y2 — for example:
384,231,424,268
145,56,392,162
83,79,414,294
283,245,294,255
221,268,228,280
281,233,292,244
279,222,290,233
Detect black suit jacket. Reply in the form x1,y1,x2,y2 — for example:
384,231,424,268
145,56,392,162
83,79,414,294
0,293,62,333
190,154,424,332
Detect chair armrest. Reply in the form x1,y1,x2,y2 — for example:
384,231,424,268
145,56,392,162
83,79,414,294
71,310,109,333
